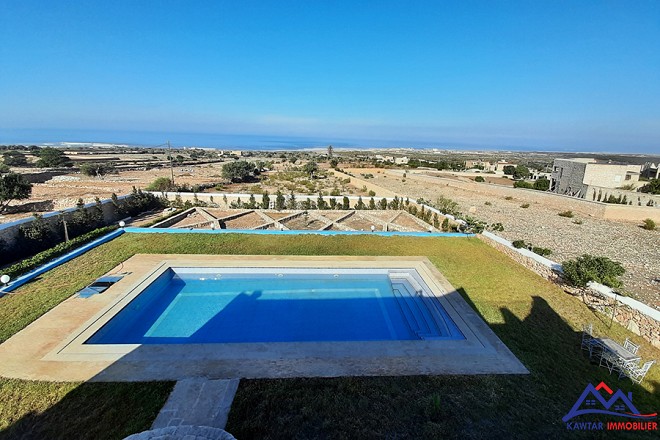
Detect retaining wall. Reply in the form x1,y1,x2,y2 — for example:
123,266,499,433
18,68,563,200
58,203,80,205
0,195,132,250
479,232,660,348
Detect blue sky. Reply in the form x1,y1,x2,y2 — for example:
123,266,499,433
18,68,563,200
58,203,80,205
1,0,659,152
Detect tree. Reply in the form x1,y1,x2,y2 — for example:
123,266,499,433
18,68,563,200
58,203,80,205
275,190,285,210
562,255,625,289
287,190,297,209
0,162,9,174
146,177,174,192
368,197,376,209
222,160,257,182
513,165,530,180
80,162,114,178
474,176,485,182
356,196,365,210
317,192,327,209
503,165,515,176
247,194,257,209
261,191,270,209
2,151,28,167
639,178,660,195
327,145,334,158
303,161,318,178
533,178,550,191
36,147,72,167
0,172,33,213
342,196,350,210
329,158,339,168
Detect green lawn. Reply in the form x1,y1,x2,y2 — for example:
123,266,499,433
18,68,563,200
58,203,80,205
1,233,658,439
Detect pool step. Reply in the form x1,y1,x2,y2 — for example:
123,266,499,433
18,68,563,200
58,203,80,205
390,277,448,340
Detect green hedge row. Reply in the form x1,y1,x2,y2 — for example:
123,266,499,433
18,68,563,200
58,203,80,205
1,225,118,279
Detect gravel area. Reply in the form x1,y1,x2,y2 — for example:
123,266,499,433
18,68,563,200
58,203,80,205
366,171,660,309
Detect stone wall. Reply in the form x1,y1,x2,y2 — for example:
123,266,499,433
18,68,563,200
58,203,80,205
0,195,131,250
479,234,660,349
577,289,660,349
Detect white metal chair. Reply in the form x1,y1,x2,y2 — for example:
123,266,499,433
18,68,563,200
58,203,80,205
581,323,601,359
623,338,640,355
621,360,656,384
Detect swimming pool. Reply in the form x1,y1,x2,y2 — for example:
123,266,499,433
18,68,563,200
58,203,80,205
86,268,464,344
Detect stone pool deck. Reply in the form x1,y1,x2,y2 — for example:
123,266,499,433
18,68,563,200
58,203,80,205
0,255,527,381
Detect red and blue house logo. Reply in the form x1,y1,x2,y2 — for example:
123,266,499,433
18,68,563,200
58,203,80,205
563,382,657,431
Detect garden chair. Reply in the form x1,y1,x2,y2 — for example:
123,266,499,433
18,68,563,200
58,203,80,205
580,323,600,359
621,360,656,384
623,338,640,355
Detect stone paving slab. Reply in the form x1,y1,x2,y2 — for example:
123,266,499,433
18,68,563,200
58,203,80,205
152,378,240,430
124,425,236,440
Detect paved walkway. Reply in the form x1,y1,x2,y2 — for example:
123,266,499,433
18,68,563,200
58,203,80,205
151,378,240,430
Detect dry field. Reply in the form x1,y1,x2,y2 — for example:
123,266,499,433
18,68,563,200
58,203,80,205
344,168,660,309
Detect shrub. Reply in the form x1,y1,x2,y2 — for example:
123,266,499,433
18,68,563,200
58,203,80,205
146,177,174,192
532,247,552,257
513,181,533,189
558,210,574,218
80,162,114,178
490,222,504,232
441,218,449,232
460,216,485,234
0,172,33,213
35,147,72,167
573,219,583,225
639,178,660,194
520,203,530,208
642,218,656,230
533,178,550,191
434,196,460,217
484,201,492,206
504,196,513,200
474,176,485,182
512,240,527,249
562,255,625,288
368,190,376,197
222,160,257,182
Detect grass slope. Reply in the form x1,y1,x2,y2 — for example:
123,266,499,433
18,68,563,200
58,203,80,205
0,233,658,439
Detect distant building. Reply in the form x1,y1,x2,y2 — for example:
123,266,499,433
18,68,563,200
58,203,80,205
641,162,659,180
550,158,641,197
493,160,515,172
464,160,492,170
374,155,394,162
394,156,409,165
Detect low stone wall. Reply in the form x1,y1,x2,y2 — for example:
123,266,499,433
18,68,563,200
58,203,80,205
0,195,132,259
479,234,660,348
577,289,660,349
479,234,563,283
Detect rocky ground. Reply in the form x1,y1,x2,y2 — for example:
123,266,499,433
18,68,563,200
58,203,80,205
362,169,660,309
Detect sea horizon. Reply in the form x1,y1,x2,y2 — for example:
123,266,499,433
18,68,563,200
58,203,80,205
0,128,658,156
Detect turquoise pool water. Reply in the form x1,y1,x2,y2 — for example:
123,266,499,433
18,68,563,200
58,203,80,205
86,268,464,344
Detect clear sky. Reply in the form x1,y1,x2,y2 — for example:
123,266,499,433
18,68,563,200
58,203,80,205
1,0,659,152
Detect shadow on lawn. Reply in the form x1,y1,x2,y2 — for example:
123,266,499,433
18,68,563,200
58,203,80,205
2,288,658,440
457,288,659,412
